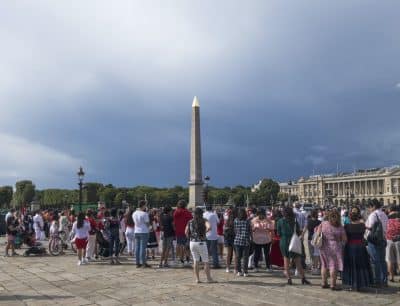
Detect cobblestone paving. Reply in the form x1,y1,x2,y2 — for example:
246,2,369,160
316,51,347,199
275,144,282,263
0,240,399,306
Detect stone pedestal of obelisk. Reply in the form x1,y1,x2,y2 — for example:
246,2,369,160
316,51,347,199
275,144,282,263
188,96,204,209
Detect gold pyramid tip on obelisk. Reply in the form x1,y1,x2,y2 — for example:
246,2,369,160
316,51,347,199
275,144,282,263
192,96,200,107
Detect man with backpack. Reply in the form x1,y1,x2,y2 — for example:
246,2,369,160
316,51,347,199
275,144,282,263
365,199,388,287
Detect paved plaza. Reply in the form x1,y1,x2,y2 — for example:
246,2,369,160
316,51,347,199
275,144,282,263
0,239,399,306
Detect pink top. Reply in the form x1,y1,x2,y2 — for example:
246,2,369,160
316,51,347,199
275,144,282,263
251,217,273,244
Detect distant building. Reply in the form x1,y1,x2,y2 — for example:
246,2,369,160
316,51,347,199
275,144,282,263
276,166,400,206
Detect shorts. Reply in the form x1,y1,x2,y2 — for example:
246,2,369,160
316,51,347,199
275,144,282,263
176,236,188,246
75,238,88,249
218,235,224,244
224,239,234,247
162,236,174,250
386,240,400,264
6,234,15,242
190,241,209,263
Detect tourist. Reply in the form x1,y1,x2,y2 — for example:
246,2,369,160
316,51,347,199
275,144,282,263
59,211,69,239
133,200,151,268
107,208,121,264
342,207,372,291
118,210,126,255
203,205,220,268
223,208,236,273
277,207,310,285
124,208,135,257
342,210,351,225
305,209,321,274
147,210,159,260
71,212,91,266
173,200,192,266
386,206,400,283
365,199,388,287
251,208,273,272
159,205,175,268
319,209,347,290
5,215,18,257
234,208,252,277
33,210,44,241
217,212,224,262
185,207,215,283
86,210,98,261
5,208,15,223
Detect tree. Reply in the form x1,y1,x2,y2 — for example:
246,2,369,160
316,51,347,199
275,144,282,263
0,186,13,208
99,187,117,206
84,182,103,203
13,180,35,207
253,178,280,206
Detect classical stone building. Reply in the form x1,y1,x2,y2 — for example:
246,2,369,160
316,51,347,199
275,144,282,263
279,166,400,206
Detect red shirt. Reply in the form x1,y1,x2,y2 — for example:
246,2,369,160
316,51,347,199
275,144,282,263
386,217,400,240
86,217,97,234
173,208,192,237
217,218,224,236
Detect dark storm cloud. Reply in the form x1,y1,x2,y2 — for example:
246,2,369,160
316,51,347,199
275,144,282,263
0,1,399,188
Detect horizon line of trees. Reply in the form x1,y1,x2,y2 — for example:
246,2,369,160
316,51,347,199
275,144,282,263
0,179,283,209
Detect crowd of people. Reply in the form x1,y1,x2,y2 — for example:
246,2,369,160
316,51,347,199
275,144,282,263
3,198,400,289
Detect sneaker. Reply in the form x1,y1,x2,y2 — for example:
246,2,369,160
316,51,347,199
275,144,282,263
243,273,249,277
83,258,89,264
77,260,82,266
236,272,243,277
226,267,230,273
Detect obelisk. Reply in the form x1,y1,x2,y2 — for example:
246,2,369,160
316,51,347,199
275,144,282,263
188,96,204,209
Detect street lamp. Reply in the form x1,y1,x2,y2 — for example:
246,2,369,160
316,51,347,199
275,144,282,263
77,166,85,212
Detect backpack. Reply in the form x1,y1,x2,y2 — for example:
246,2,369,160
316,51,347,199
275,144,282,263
367,213,387,247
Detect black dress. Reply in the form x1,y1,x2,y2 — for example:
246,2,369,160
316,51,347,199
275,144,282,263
342,223,372,290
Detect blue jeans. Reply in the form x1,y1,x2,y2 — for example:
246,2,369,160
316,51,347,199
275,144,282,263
206,239,219,267
367,243,387,285
109,232,120,257
135,233,149,265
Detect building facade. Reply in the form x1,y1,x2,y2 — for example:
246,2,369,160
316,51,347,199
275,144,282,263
279,166,400,206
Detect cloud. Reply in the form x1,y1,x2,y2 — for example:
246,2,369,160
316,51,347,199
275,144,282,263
305,155,327,166
0,132,83,188
1,1,400,187
311,145,328,152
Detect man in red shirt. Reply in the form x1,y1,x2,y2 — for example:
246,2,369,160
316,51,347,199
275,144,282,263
173,200,192,265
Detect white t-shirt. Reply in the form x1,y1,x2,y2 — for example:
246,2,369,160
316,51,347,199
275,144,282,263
72,220,91,239
33,214,44,230
365,209,388,236
203,211,219,240
132,210,149,234
5,212,12,222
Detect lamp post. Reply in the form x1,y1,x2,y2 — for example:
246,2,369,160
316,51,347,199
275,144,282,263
77,166,85,212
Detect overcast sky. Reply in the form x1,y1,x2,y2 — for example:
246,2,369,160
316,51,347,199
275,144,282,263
1,1,400,189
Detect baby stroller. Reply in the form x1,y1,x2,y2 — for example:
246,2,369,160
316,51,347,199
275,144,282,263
23,232,46,256
97,230,110,258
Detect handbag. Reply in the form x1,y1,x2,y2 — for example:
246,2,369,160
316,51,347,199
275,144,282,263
311,225,323,248
288,223,302,255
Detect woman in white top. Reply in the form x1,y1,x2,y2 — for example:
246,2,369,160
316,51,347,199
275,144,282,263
72,212,91,266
